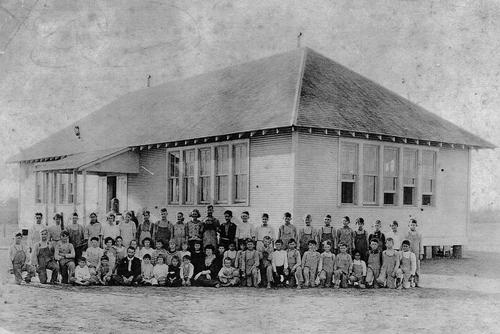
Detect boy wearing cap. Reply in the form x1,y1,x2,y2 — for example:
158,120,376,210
9,232,35,284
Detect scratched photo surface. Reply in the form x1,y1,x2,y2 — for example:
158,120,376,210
0,1,499,333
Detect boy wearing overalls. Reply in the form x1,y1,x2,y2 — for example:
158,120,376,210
9,232,35,284
32,228,59,284
319,215,336,253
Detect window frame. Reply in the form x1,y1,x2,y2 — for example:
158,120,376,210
167,151,181,204
339,141,359,205
233,143,249,204
383,146,399,206
362,144,379,205
34,171,45,204
166,139,250,206
402,148,418,206
421,150,437,206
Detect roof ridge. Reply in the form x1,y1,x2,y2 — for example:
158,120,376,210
291,47,308,126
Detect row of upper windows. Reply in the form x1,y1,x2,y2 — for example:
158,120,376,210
167,142,249,206
340,142,437,206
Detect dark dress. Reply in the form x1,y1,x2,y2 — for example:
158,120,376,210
219,222,237,249
194,255,220,287
191,250,205,275
166,265,181,287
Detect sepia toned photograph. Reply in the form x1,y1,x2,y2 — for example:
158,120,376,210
0,1,499,333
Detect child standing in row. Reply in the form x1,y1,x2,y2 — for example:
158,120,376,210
318,241,335,288
319,215,336,253
302,240,320,288
369,220,386,251
377,238,399,288
10,232,35,285
278,212,297,250
241,239,259,287
365,239,382,288
271,239,288,287
172,212,187,250
255,213,275,252
203,205,220,249
286,239,302,288
298,214,316,255
397,240,417,289
336,217,354,254
353,218,369,262
405,219,423,287
333,243,352,289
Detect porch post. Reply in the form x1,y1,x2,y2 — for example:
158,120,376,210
72,170,78,213
44,172,49,225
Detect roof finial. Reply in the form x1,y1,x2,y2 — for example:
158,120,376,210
297,32,303,48
147,74,152,88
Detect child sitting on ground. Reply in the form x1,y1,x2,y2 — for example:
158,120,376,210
376,238,400,289
179,241,191,261
285,239,303,288
166,256,181,287
96,255,113,285
152,255,169,286
318,241,335,288
72,257,92,286
218,258,240,287
241,239,260,287
366,239,382,288
165,240,180,266
180,255,194,286
140,254,154,285
396,240,416,289
349,250,366,288
270,239,288,288
85,237,104,277
302,240,320,288
136,238,155,262
333,243,353,289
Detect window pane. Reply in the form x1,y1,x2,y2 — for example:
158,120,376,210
422,151,436,178
422,194,432,206
403,186,415,205
384,147,398,177
403,149,417,178
35,172,42,203
199,149,211,176
363,175,377,203
384,193,395,205
169,152,180,177
199,177,210,203
184,177,194,204
341,143,358,176
169,179,179,203
423,179,434,193
233,144,248,174
383,177,397,192
341,182,355,204
184,150,195,176
363,145,378,175
216,176,228,202
216,146,229,174
235,174,248,202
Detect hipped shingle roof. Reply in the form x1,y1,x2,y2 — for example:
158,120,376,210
9,47,494,162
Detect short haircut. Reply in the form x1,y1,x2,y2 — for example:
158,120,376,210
115,236,123,241
90,237,99,242
104,237,115,245
207,205,213,209
288,238,296,244
284,212,292,218
224,210,233,217
143,254,151,260
61,230,70,237
156,239,164,245
323,240,332,247
170,255,179,263
190,209,201,217
343,216,350,223
263,236,271,241
241,211,249,216
53,213,63,220
229,242,236,247
410,218,417,225
72,212,79,217
392,220,398,226
402,239,410,247
15,232,22,237
182,255,191,261
357,217,364,224
127,246,136,252
142,237,152,245
353,250,361,256
375,220,381,225
89,212,97,217
308,240,317,245
35,212,43,217
325,214,331,219
101,255,109,261
370,238,379,244
275,239,283,245
177,211,184,216
245,239,254,244
157,255,166,262
386,237,394,243
79,257,87,262
143,210,150,215
338,242,347,248
204,244,215,252
262,213,269,218
160,208,168,213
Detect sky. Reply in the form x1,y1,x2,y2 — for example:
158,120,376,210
0,0,499,211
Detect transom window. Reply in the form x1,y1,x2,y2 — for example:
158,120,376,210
167,140,249,206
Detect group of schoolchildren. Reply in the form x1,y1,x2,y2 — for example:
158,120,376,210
9,205,423,290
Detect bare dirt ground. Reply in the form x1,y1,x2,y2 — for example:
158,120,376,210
0,223,499,334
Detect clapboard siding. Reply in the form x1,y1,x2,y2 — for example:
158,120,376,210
128,148,167,215
293,133,470,246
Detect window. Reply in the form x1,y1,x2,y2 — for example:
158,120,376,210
383,147,399,205
363,145,379,204
168,152,180,204
199,148,211,204
183,150,195,204
233,143,248,203
340,143,358,204
422,150,436,206
215,145,229,203
68,174,74,204
403,149,417,205
58,174,67,204
35,172,44,204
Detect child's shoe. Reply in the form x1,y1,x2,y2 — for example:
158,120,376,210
359,283,366,289
266,283,271,289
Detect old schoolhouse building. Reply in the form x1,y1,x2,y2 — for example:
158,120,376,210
9,47,494,254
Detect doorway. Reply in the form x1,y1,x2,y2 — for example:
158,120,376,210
106,176,117,213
